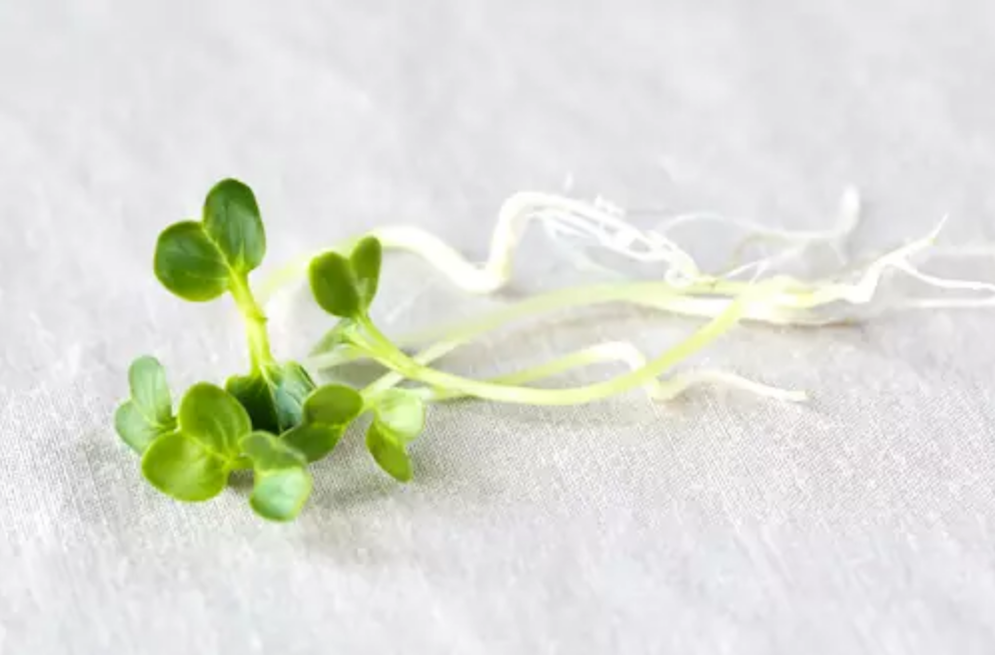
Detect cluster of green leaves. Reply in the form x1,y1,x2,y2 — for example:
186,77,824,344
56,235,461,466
308,242,426,482
115,179,426,521
153,179,314,433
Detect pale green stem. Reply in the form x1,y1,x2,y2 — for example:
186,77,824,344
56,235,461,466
306,279,752,372
338,230,942,372
353,288,757,406
358,339,458,398
229,273,274,373
409,342,805,404
303,274,826,393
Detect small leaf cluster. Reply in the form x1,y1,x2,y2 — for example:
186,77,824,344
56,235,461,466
308,240,425,481
153,178,265,301
115,179,426,521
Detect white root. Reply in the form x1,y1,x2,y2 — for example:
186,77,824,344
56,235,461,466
507,340,808,404
276,185,993,408
362,189,993,323
263,186,995,325
368,191,702,294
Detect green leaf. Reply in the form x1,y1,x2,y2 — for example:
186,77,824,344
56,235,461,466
241,430,307,468
364,390,422,482
267,362,316,428
309,251,361,318
226,373,273,431
128,356,172,425
154,221,230,301
282,423,346,463
374,389,425,443
178,383,251,456
304,384,364,425
139,383,253,503
251,468,313,522
241,431,313,522
350,237,382,307
202,178,266,274
114,400,174,454
275,383,361,463
114,356,176,454
366,422,412,483
141,431,229,501
226,362,316,434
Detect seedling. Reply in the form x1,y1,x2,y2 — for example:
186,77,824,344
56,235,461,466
115,179,426,520
116,179,994,521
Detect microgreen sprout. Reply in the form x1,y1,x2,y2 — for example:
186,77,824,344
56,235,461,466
115,179,434,520
116,180,336,520
116,179,994,521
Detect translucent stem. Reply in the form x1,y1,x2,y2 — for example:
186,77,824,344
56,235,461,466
353,289,758,406
306,222,951,374
229,273,274,372
410,341,806,404
302,277,837,376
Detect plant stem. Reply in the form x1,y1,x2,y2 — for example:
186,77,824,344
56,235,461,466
307,279,753,369
354,289,755,405
396,281,721,346
229,273,274,373
404,343,805,404
305,275,845,378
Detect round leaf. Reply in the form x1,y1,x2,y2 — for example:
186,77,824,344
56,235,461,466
366,423,412,483
141,432,229,502
154,221,230,301
350,236,382,307
114,400,172,454
374,389,424,443
250,468,313,522
282,423,346,463
202,178,266,273
304,384,363,426
178,383,251,457
128,355,172,425
240,431,313,522
309,251,361,318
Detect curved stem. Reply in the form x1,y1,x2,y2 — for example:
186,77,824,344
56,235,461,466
385,281,836,354
354,289,756,405
371,224,949,353
303,278,835,376
410,341,806,404
359,339,457,398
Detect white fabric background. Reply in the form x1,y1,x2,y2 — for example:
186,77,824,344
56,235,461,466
2,1,995,653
